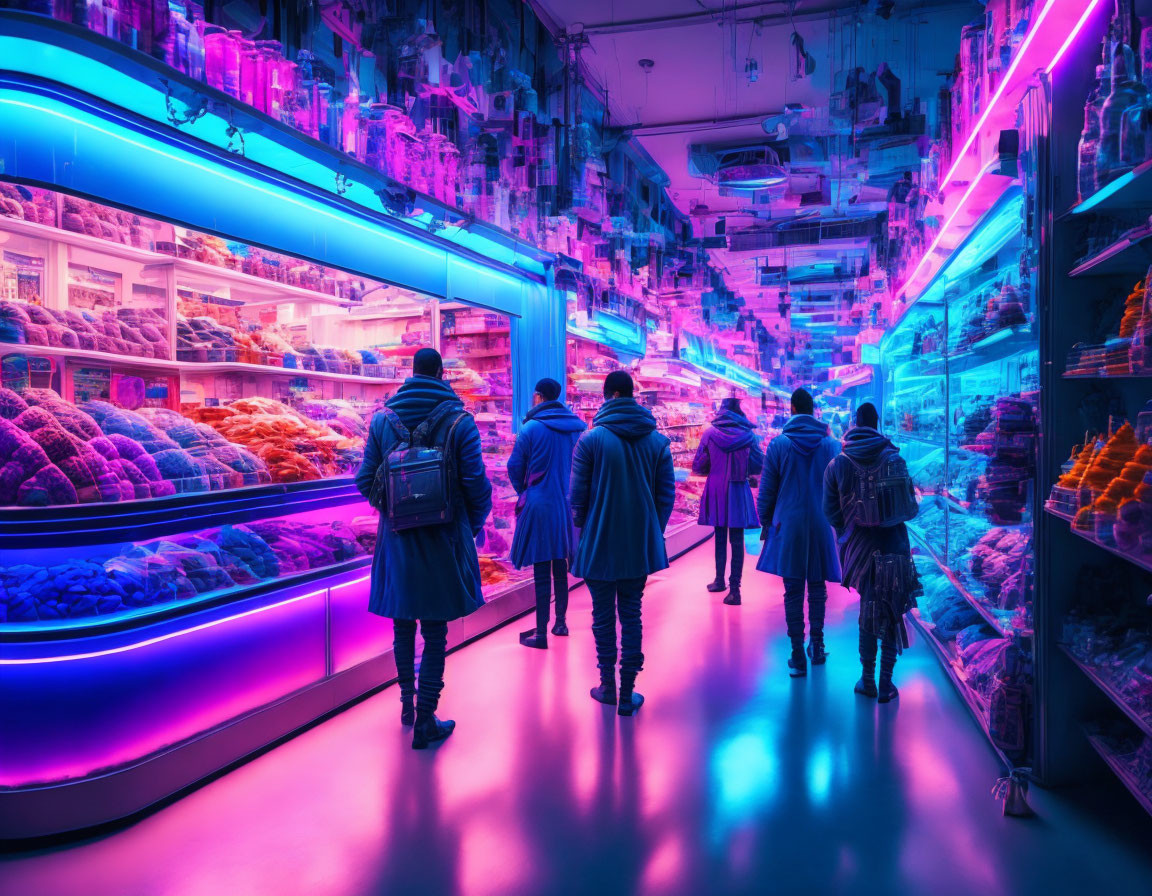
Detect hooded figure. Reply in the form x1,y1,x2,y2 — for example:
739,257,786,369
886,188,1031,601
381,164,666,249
571,371,676,716
823,404,920,703
757,389,842,678
508,378,587,649
692,399,764,605
356,350,492,748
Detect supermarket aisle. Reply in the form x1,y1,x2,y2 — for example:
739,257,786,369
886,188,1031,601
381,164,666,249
3,536,1151,896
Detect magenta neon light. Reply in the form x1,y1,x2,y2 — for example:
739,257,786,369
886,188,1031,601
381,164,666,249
940,0,1059,189
1046,0,1105,74
330,575,372,591
896,161,997,301
0,589,327,665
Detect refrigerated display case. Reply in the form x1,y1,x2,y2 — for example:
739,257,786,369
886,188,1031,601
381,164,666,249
873,150,1039,773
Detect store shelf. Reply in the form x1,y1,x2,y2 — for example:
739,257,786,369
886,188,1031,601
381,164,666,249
1069,230,1152,278
0,342,403,385
909,526,1014,637
1063,371,1152,380
0,216,355,308
1084,731,1152,817
908,610,1013,770
1044,505,1152,575
0,477,365,549
1071,156,1152,216
1059,644,1152,738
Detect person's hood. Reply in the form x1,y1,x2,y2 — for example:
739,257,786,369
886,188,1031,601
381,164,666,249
385,375,464,430
842,425,898,466
523,400,588,433
593,397,658,441
780,414,830,455
709,409,756,451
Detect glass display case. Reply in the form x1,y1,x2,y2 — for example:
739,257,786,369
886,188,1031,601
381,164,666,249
0,181,538,625
875,175,1038,769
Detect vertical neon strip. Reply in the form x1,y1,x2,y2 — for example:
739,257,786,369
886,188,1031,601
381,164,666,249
1046,0,1105,73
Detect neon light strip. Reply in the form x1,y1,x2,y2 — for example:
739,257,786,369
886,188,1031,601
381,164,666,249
1047,0,1105,74
0,589,326,665
896,161,997,301
939,0,1059,189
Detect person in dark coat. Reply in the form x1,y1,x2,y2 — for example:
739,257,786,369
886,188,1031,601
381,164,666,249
692,396,764,606
355,348,492,748
508,377,587,649
823,402,920,703
757,387,842,678
570,370,676,716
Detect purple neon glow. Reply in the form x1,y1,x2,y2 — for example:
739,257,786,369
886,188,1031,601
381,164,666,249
0,589,327,665
1046,0,1106,74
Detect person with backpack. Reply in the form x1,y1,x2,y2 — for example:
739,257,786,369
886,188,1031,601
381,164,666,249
823,402,920,703
355,347,492,749
508,377,587,649
757,388,842,678
693,396,764,606
570,370,676,716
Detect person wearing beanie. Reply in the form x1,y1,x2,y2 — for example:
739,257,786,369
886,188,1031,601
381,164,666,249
692,396,764,605
756,387,842,678
355,347,492,748
508,377,587,649
570,370,676,715
823,402,921,703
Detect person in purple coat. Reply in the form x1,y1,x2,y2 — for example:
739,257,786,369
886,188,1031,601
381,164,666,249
507,378,587,649
692,397,764,606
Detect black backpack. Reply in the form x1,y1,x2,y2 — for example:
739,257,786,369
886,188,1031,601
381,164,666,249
843,451,919,528
369,403,468,531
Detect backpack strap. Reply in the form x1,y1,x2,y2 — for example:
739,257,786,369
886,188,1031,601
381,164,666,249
381,407,410,445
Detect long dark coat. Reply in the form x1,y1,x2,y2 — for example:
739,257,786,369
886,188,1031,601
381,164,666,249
692,410,763,528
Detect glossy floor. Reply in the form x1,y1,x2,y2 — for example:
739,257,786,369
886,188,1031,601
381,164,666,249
3,536,1151,896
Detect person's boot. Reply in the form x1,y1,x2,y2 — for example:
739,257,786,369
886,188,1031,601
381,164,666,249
551,618,569,636
400,694,415,726
788,641,807,678
618,673,644,716
807,634,827,665
519,628,547,649
412,712,455,749
723,585,742,606
856,629,878,697
706,577,726,593
878,644,899,703
590,670,617,706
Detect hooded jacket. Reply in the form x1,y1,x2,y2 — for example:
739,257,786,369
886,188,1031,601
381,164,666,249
756,414,842,581
822,426,915,593
569,397,676,580
692,409,764,528
507,400,588,568
355,375,492,621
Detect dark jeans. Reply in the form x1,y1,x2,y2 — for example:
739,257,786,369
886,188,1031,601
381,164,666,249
859,591,898,681
585,576,646,689
532,558,569,633
782,577,828,649
714,526,745,586
393,619,449,715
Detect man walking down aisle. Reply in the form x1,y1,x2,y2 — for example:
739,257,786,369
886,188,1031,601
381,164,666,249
570,371,676,716
756,388,842,679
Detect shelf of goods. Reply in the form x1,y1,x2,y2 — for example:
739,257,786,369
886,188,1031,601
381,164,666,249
1041,4,1152,815
874,119,1040,772
0,173,558,840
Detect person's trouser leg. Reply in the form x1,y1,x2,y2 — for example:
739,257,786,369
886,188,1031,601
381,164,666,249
586,579,618,689
728,527,744,590
616,576,647,698
807,579,828,645
393,619,418,703
879,640,898,691
552,558,569,625
714,527,729,582
859,625,878,681
782,577,807,654
416,620,448,716
532,560,551,635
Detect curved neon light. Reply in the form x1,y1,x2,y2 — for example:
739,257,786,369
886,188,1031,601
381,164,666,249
0,589,326,665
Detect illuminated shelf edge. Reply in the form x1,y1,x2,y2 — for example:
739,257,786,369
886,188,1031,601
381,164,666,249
1059,645,1152,738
